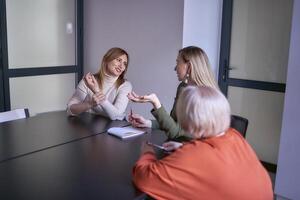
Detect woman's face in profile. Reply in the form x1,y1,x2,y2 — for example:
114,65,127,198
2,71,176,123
106,54,128,77
175,55,188,81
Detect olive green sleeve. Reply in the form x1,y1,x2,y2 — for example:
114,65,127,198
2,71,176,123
150,82,193,141
151,106,191,140
151,119,160,129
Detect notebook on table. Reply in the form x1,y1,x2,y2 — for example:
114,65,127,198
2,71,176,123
107,126,146,139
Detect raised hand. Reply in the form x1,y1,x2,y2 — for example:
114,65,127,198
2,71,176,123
162,141,183,151
84,73,100,94
127,112,152,128
127,91,148,102
127,91,161,109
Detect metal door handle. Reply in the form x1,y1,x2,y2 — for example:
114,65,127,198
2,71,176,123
223,59,236,81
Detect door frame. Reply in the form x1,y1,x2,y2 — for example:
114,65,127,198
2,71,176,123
0,0,83,111
0,0,7,111
218,0,286,173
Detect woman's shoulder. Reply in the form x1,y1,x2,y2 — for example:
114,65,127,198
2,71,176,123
119,80,132,90
77,78,88,88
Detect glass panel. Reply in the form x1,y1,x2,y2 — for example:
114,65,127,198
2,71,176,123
229,0,293,83
6,0,76,68
9,73,75,115
228,86,285,164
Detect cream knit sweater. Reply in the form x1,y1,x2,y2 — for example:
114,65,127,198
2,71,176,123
67,75,132,120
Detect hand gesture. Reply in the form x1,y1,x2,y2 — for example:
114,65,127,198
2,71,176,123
90,92,106,107
127,112,152,128
84,73,100,94
162,141,183,151
127,91,161,109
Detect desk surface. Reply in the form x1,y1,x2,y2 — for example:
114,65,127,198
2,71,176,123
0,111,129,163
0,111,167,200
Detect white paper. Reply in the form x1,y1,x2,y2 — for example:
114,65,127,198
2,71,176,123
107,126,145,139
0,109,27,123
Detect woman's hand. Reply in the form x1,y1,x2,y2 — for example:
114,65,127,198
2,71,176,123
128,112,152,128
127,91,162,109
84,73,100,94
162,141,183,151
88,92,106,107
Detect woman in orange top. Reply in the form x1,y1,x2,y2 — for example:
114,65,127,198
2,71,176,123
132,86,273,200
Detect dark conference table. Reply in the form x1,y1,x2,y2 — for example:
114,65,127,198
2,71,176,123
0,111,167,200
0,111,130,163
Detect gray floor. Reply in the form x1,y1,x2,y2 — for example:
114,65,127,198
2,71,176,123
269,172,276,189
268,172,276,200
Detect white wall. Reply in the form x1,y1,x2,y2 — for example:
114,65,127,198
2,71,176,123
84,0,183,119
275,0,300,199
182,0,223,76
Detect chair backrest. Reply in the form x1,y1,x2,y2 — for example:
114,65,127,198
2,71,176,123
0,108,30,123
230,115,249,137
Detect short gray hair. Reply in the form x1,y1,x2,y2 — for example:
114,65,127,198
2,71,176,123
176,86,231,139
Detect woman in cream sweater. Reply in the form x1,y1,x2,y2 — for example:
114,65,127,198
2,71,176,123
67,47,132,120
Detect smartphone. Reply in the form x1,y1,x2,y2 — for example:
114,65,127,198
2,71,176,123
146,141,166,150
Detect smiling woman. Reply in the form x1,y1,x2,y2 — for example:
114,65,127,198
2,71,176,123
106,54,128,77
66,47,132,120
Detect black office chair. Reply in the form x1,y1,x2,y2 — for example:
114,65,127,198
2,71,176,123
0,108,30,123
230,115,249,138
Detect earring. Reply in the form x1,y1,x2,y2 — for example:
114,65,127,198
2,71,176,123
184,73,190,84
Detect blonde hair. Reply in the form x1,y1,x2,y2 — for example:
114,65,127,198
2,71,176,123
176,86,230,139
97,47,129,89
178,46,219,90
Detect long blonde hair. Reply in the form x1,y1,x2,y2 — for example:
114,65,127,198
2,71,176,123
97,47,129,89
178,46,219,90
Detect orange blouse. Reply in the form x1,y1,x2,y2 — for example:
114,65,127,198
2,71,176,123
133,128,273,200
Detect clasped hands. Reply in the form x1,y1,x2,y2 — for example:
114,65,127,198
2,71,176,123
84,73,106,107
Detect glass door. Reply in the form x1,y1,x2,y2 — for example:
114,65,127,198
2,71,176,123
218,0,293,172
0,0,83,115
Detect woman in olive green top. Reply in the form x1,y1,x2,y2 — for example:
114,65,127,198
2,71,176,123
127,46,219,140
